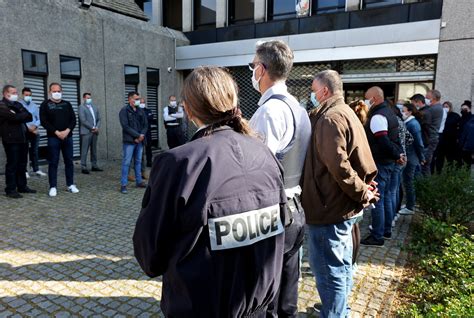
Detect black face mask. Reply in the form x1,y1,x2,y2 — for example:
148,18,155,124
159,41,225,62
461,110,470,116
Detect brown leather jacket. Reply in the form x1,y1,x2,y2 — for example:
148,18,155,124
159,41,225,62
301,95,377,225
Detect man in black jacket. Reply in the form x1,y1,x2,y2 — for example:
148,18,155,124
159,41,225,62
40,83,78,197
361,86,404,247
119,91,148,194
0,85,36,198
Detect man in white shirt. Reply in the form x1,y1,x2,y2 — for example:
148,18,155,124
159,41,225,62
78,92,102,174
249,40,311,318
163,95,185,149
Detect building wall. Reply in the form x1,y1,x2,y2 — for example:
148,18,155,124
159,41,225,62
0,0,188,169
435,0,474,111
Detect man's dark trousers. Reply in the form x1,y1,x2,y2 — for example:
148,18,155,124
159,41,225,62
3,142,28,194
267,198,305,317
166,126,184,149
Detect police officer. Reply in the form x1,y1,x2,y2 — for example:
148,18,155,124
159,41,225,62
133,66,287,317
249,40,311,317
163,95,185,149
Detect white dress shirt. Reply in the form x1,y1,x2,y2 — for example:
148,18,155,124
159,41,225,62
163,106,184,126
87,104,96,128
249,82,296,155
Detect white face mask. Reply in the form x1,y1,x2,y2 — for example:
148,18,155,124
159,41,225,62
86,98,92,105
396,104,403,111
170,101,177,107
364,99,373,108
402,112,409,120
24,96,32,103
52,92,62,100
139,103,146,109
8,94,18,102
133,99,140,107
425,98,431,106
251,65,262,93
443,107,448,114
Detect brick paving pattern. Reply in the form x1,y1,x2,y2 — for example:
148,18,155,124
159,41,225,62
0,161,412,317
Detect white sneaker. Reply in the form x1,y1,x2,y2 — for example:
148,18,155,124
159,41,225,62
25,172,30,179
399,207,415,215
35,170,47,177
68,185,79,193
369,224,373,231
49,187,57,197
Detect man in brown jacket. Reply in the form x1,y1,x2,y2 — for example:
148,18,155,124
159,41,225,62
301,70,378,317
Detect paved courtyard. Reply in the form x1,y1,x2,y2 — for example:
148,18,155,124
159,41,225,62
0,161,412,317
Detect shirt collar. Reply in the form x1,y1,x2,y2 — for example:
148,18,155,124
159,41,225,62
404,115,415,123
258,82,288,106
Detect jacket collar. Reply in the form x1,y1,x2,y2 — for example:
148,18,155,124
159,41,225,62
368,100,389,117
191,125,233,141
309,94,344,118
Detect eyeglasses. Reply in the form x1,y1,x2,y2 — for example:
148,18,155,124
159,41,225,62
248,62,266,71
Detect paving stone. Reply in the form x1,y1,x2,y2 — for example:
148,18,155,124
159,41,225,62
0,161,413,316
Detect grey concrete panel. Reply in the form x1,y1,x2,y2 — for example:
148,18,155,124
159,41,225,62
440,0,474,41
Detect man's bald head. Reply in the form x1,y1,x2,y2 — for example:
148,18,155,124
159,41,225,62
365,86,384,107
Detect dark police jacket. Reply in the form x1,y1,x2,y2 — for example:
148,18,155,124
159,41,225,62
133,126,287,318
0,98,32,144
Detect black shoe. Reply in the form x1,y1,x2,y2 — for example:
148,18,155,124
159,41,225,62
313,303,322,313
383,232,392,240
120,186,128,194
361,235,384,247
82,169,90,174
6,192,23,199
136,182,147,188
91,167,103,172
146,163,152,168
18,187,37,194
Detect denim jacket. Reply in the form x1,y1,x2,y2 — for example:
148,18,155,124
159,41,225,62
405,116,425,165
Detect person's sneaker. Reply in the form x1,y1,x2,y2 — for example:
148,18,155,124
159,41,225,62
383,232,392,240
18,187,37,194
6,192,23,199
81,169,90,174
91,167,103,172
120,186,128,194
68,185,79,193
399,207,415,215
313,303,322,313
25,172,30,179
35,170,47,177
136,182,147,188
361,235,384,247
49,187,57,197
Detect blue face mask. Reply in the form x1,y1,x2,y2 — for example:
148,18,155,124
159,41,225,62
24,96,32,103
310,92,320,108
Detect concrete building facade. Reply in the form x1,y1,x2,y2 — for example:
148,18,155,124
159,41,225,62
0,0,188,167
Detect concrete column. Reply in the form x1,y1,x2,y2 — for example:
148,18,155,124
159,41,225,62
216,0,227,28
182,0,193,31
345,0,361,11
254,0,266,23
152,0,162,25
435,0,474,111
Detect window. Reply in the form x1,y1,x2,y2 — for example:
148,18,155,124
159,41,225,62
22,50,48,75
312,0,346,14
163,0,183,31
135,0,153,20
268,0,296,20
363,0,402,9
147,68,160,148
194,0,216,30
60,56,81,78
125,65,140,85
228,0,254,25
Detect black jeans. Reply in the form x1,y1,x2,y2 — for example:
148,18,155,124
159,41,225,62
48,136,74,188
2,142,28,194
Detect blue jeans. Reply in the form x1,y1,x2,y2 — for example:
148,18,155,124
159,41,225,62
390,164,405,218
121,143,143,186
308,218,356,318
403,161,419,210
371,162,395,240
48,136,74,188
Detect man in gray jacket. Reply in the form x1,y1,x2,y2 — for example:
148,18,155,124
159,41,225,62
79,92,102,174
